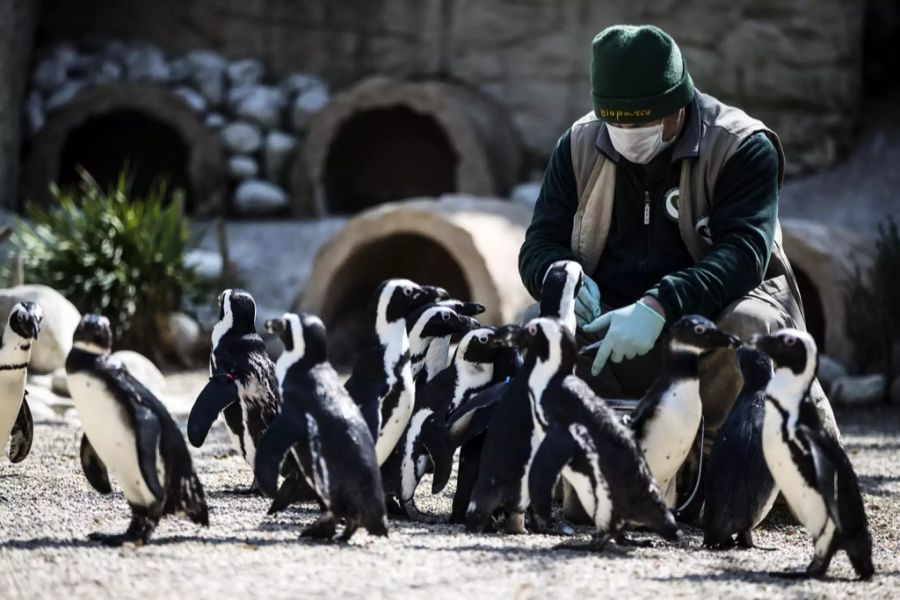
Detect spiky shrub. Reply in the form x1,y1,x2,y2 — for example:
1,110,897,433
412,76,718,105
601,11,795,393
13,168,202,361
844,217,900,393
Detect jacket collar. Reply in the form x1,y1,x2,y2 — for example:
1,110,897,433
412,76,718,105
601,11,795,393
595,94,701,164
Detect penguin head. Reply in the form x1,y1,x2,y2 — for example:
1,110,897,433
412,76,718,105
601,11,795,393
8,301,43,340
455,327,512,367
410,305,480,341
265,312,328,364
511,317,577,371
667,315,741,354
436,298,486,317
750,328,816,378
539,260,584,332
72,314,113,355
376,279,445,324
736,346,773,388
217,289,257,335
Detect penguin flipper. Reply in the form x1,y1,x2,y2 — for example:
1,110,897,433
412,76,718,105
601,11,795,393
255,411,308,498
8,395,34,463
187,375,240,447
419,415,453,494
130,401,166,504
447,383,506,446
528,427,576,524
268,469,318,515
80,435,112,495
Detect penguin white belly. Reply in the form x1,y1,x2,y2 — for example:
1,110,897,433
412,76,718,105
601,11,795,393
762,408,830,538
519,421,544,512
640,382,702,499
0,369,27,453
401,409,431,500
567,424,613,530
68,373,163,507
375,377,414,465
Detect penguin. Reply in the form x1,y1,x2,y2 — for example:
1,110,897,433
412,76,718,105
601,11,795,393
344,279,446,465
255,313,388,542
408,300,485,383
187,289,293,494
627,315,741,507
463,260,584,534
753,329,874,580
520,317,680,550
703,346,778,549
66,314,208,546
0,302,43,464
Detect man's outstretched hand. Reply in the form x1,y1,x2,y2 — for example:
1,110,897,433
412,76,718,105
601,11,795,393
575,275,602,328
583,298,666,376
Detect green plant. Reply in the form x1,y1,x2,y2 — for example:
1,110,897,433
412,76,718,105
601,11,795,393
844,216,900,396
12,167,204,361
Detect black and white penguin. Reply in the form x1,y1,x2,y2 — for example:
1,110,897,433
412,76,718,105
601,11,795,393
703,346,778,549
406,302,482,383
344,279,446,465
463,261,584,533
753,329,873,580
255,313,387,541
0,302,43,464
628,315,740,506
66,314,208,546
520,317,679,550
187,289,286,492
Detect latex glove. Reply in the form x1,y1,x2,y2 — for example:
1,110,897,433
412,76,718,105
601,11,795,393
575,275,602,328
583,301,665,376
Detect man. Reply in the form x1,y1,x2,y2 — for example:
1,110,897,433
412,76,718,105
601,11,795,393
518,25,838,468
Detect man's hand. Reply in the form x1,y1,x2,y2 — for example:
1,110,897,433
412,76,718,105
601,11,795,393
575,275,602,328
583,298,666,376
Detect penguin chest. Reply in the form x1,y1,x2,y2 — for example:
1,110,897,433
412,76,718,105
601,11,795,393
640,381,702,493
375,374,415,464
565,424,613,530
0,368,26,451
68,373,163,507
762,407,830,537
400,409,432,501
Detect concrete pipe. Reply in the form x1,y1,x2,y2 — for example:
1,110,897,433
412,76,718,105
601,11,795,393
22,83,227,215
298,77,522,217
297,195,534,367
781,218,871,364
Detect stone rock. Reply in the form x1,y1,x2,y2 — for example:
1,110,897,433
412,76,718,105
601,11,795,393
0,285,81,373
228,155,259,179
174,86,207,113
235,85,286,129
204,112,226,129
166,312,205,367
891,375,900,405
227,58,265,88
110,350,166,398
25,91,44,137
280,73,328,98
510,182,541,211
32,56,68,92
123,43,169,83
234,180,290,214
290,88,329,132
184,50,227,106
167,57,192,83
45,80,86,112
817,354,849,394
264,131,298,184
220,121,262,154
50,368,69,397
185,248,224,280
830,374,886,407
73,56,123,84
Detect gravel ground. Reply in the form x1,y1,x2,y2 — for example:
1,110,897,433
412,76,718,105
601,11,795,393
1,372,899,599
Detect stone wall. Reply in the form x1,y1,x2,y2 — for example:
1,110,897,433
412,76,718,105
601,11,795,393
33,0,865,177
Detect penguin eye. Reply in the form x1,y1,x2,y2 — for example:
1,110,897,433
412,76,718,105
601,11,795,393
441,313,450,321
403,287,413,297
527,325,537,336
784,336,797,346
694,325,706,335
478,335,489,344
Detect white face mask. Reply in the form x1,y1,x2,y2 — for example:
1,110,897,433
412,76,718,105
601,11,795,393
607,122,675,165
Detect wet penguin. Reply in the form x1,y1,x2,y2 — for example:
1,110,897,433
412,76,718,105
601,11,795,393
463,261,583,533
0,302,43,464
187,289,288,493
66,315,208,546
521,318,679,550
344,279,446,465
255,313,387,541
628,315,740,507
753,329,873,580
703,346,778,549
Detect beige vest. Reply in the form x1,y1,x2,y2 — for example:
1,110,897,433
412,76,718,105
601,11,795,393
567,92,804,319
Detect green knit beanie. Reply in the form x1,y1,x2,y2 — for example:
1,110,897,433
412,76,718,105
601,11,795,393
591,25,695,124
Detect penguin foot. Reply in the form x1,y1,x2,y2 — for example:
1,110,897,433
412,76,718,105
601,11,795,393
301,513,337,540
337,524,358,543
385,496,407,518
554,532,612,552
502,512,528,535
403,503,441,524
614,533,656,548
528,515,575,536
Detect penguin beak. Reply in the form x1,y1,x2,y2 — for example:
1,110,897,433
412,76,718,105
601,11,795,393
457,302,486,317
422,285,450,301
456,315,481,332
265,318,285,336
706,329,742,350
498,324,525,347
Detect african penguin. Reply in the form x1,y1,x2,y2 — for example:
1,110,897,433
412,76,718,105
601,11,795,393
461,260,583,533
703,346,778,549
628,315,740,507
0,302,43,464
753,329,873,580
407,303,482,383
187,289,295,494
344,279,446,466
66,315,208,546
519,318,679,550
255,313,387,542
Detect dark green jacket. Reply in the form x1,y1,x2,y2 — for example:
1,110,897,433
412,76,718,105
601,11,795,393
518,103,779,322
